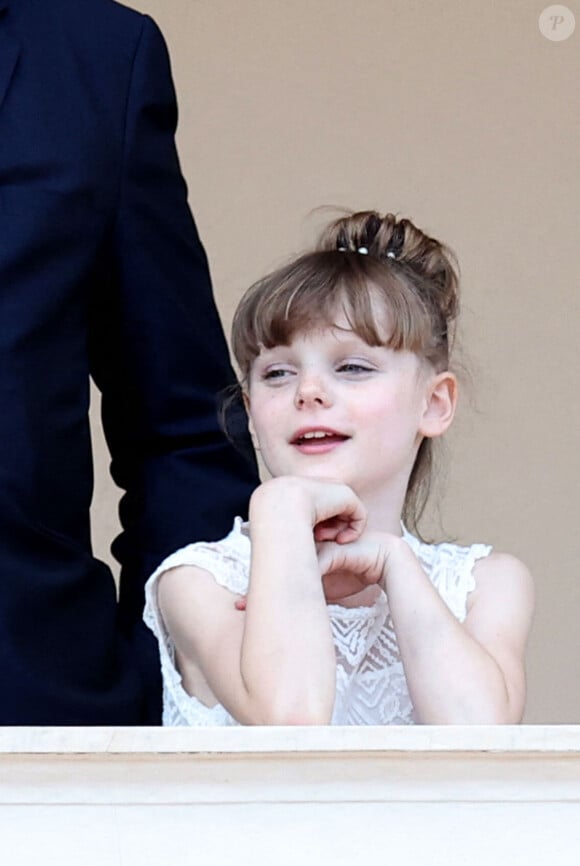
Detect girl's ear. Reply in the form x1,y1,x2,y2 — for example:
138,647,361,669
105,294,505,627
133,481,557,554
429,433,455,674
419,371,457,439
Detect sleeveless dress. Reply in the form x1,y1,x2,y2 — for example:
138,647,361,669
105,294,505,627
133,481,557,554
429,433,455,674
143,519,491,726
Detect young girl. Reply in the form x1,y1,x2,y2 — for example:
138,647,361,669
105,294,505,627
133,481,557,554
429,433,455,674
144,210,534,726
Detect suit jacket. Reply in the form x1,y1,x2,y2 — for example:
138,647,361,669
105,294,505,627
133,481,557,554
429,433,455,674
0,0,258,723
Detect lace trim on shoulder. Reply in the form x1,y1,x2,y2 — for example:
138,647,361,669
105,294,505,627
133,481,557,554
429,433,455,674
402,526,492,622
448,543,492,620
146,516,250,596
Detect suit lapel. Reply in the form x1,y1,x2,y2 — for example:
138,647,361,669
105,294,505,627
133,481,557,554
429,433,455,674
0,2,19,112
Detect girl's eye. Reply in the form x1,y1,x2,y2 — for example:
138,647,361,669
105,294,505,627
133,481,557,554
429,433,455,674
262,368,292,380
337,363,372,374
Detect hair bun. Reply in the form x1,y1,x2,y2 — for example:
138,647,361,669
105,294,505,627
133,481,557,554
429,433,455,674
318,209,459,321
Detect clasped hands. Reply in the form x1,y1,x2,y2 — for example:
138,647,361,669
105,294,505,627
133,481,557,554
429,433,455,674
238,476,405,609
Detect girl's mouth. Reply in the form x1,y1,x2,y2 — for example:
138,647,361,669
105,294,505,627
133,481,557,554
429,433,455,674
291,429,349,452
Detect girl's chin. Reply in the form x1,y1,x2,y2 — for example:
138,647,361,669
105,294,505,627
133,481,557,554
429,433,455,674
273,467,355,486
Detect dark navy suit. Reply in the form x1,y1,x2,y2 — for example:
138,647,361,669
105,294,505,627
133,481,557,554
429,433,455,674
0,0,258,723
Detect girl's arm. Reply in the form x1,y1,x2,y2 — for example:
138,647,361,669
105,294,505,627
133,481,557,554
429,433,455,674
318,534,533,723
157,476,366,725
383,541,533,723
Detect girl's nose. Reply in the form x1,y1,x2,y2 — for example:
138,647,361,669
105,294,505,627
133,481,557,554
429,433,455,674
294,374,332,409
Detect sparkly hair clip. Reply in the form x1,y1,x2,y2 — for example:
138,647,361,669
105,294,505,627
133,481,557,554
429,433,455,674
337,245,396,260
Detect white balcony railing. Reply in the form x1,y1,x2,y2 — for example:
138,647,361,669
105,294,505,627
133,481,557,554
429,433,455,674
1,725,580,865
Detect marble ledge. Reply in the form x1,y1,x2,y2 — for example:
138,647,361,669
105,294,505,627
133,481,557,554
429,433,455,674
1,724,580,756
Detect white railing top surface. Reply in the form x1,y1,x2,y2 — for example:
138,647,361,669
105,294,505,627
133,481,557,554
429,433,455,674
1,724,579,755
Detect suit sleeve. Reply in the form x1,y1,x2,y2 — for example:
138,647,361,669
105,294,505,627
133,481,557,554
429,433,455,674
89,15,259,630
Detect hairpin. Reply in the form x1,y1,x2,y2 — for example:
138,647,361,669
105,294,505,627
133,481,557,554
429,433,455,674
337,246,370,255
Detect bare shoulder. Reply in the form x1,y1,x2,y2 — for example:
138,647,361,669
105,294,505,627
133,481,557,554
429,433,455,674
468,550,535,619
158,563,240,617
473,551,533,591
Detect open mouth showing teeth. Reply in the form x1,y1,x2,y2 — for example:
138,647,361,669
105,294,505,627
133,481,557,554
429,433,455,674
293,431,348,444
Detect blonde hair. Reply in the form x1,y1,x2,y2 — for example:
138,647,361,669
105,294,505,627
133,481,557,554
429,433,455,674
231,210,460,532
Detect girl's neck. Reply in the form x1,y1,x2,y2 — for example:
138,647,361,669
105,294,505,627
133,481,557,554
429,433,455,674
357,484,407,537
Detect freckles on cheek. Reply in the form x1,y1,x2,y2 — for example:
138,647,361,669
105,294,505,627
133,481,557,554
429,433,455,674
251,396,285,439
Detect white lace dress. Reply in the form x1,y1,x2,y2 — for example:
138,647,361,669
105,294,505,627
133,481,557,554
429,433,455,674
143,518,491,726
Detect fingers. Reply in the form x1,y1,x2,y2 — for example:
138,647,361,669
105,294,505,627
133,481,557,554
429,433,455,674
317,542,352,576
317,538,386,587
310,481,367,543
329,489,366,543
334,521,364,544
314,516,354,542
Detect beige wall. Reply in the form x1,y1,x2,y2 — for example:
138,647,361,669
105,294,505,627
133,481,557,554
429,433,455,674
91,1,580,723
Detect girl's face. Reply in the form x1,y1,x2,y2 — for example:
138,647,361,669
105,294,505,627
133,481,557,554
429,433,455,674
245,315,456,507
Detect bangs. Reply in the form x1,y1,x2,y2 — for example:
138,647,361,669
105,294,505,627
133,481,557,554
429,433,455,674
231,251,435,377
